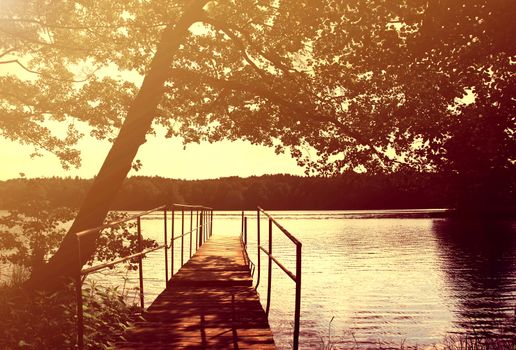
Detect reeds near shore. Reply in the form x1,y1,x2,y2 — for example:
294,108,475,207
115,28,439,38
317,316,515,350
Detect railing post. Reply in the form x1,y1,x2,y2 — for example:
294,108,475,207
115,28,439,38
171,208,175,278
293,243,302,350
210,209,213,237
75,236,84,350
202,209,208,244
195,210,199,250
244,217,248,246
199,210,204,246
164,209,168,285
189,210,193,258
137,217,144,309
256,209,261,289
181,209,184,267
204,210,207,241
241,210,244,234
266,218,272,317
208,209,213,238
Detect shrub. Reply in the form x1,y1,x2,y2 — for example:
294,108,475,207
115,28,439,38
0,201,156,349
0,279,141,349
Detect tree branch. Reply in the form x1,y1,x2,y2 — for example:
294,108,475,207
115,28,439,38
0,17,174,30
0,27,95,53
0,59,98,83
0,47,17,59
198,14,268,80
197,14,329,113
169,67,404,168
170,68,352,136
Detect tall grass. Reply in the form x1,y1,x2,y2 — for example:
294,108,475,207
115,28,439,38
316,316,514,350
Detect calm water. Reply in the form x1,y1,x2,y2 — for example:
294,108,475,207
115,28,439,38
4,210,514,349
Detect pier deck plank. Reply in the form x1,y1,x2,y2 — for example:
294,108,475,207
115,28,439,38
116,236,275,349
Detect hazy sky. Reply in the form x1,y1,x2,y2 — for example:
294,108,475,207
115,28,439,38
0,133,305,180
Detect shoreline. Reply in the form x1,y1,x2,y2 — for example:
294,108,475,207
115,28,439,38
1,207,515,219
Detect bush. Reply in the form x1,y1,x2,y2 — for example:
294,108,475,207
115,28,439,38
0,201,155,349
0,201,157,272
0,279,140,349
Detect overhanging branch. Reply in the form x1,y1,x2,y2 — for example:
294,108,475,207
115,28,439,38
169,67,404,168
0,58,98,83
196,13,328,115
198,14,268,80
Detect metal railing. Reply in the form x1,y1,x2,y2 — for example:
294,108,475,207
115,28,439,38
241,207,302,350
169,204,213,280
240,213,256,277
74,204,213,350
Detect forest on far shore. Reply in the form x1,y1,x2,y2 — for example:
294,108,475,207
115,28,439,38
1,172,513,212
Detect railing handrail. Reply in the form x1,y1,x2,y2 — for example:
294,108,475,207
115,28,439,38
258,246,297,282
76,205,214,278
171,223,207,241
74,204,214,350
171,203,212,210
257,207,301,246
241,208,302,350
81,244,166,275
75,205,167,238
75,204,213,239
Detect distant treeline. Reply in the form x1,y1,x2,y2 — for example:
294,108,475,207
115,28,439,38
0,173,459,210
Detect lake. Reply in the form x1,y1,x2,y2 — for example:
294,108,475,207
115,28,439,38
3,210,514,349
91,210,514,349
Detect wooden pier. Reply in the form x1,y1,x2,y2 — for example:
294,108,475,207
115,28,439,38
116,235,276,349
75,206,300,349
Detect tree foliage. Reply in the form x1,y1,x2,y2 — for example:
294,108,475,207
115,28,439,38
0,201,156,271
2,0,513,177
0,202,74,272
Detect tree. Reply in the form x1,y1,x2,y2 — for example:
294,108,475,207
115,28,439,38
418,1,515,212
2,0,212,289
1,1,513,288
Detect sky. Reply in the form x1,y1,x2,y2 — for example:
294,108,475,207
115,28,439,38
0,133,305,181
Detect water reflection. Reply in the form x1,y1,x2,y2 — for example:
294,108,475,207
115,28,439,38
433,219,516,338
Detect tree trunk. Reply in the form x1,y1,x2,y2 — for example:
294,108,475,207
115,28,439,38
25,0,209,291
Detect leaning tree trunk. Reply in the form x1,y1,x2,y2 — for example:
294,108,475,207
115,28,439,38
25,0,209,291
